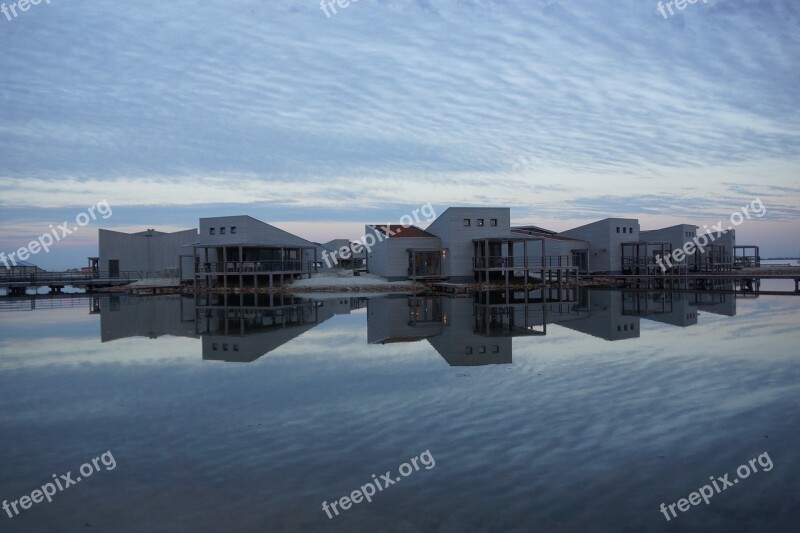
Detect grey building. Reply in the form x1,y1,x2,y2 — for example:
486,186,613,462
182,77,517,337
319,239,367,271
194,215,319,289
364,224,444,281
512,227,590,274
425,207,514,282
98,228,198,279
639,224,697,272
560,218,641,274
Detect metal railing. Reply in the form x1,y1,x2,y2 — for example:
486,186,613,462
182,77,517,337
473,255,575,269
0,270,140,283
196,261,313,274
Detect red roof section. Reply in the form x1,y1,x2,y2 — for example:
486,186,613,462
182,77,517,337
369,224,435,238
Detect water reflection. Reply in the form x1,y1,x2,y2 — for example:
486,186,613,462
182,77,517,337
0,288,797,532
55,287,745,364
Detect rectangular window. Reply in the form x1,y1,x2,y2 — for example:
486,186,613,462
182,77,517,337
490,219,497,227
463,219,470,227
220,227,226,235
623,227,627,234
629,227,633,233
477,219,484,227
231,226,237,234
616,227,620,233
210,228,216,235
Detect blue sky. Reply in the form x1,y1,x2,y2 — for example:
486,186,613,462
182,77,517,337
1,0,798,268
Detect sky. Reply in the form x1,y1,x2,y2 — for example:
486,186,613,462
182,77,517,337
0,0,798,269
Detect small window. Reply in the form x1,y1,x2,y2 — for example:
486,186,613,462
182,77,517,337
490,219,497,227
492,345,499,353
220,227,226,235
629,227,633,233
212,343,218,350
222,343,228,351
477,219,484,227
617,326,621,332
463,219,471,227
233,344,239,352
623,227,627,234
465,346,472,354
479,346,486,354
231,226,237,234
616,227,620,233
210,228,216,235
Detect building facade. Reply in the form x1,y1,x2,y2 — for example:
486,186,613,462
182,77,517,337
99,228,198,279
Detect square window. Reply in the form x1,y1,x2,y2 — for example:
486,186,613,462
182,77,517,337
492,345,499,353
231,226,237,234
479,346,486,354
477,219,484,227
210,228,216,235
463,219,471,227
220,227,226,235
490,219,497,226
465,346,472,355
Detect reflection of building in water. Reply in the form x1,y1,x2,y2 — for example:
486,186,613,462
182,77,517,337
367,296,444,345
100,294,197,342
196,293,366,362
558,290,641,341
690,282,738,317
367,288,589,366
621,291,698,327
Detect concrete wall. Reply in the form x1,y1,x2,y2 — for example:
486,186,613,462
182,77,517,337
99,228,198,279
426,207,511,281
560,218,639,273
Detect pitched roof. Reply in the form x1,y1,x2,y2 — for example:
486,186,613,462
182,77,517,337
368,225,436,238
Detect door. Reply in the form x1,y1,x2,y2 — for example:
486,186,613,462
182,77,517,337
109,259,119,277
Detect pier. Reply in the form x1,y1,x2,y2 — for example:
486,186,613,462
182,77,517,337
0,270,139,295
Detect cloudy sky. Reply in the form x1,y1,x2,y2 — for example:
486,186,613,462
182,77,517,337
1,0,798,268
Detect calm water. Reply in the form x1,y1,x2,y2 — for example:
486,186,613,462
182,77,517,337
0,289,798,532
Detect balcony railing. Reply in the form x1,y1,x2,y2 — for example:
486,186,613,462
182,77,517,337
473,256,575,269
196,261,313,274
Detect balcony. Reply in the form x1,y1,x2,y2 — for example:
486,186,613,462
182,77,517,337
196,260,314,274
